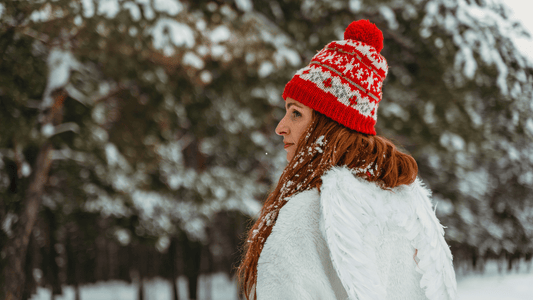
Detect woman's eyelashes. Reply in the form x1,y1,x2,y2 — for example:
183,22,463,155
291,109,302,119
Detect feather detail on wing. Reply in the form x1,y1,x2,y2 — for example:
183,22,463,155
320,167,388,300
320,167,457,300
402,179,457,300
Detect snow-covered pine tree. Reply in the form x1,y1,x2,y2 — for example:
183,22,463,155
1,0,532,298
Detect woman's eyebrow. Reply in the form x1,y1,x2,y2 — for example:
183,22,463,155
286,102,302,109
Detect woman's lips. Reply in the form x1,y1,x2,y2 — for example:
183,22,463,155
284,143,293,149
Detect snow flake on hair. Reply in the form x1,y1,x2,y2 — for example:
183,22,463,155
312,135,328,154
280,180,295,199
316,135,326,146
264,211,277,226
351,162,380,178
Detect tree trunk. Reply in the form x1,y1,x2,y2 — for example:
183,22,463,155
137,275,144,300
74,283,81,300
44,208,62,297
2,90,66,300
2,141,53,300
169,238,179,300
201,244,213,300
183,240,202,300
21,232,35,300
65,224,81,300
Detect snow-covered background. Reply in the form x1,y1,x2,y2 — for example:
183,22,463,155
506,0,533,62
29,260,533,300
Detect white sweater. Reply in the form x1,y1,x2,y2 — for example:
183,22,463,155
256,166,457,300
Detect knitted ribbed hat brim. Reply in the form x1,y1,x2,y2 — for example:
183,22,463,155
283,76,376,135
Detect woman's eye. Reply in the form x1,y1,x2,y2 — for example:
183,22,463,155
292,110,302,118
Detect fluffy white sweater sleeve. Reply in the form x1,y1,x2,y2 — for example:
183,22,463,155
256,166,457,300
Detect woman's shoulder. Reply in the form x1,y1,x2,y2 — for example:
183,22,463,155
281,188,320,220
320,166,427,222
321,165,430,197
319,165,446,245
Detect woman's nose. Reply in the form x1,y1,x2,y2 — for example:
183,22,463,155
275,116,289,136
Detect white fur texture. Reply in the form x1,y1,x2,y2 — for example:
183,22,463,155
256,189,347,300
256,166,457,300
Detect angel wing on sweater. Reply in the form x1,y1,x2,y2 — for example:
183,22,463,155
320,167,457,300
404,179,457,300
320,167,388,300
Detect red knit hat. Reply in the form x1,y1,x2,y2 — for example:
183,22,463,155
282,20,388,135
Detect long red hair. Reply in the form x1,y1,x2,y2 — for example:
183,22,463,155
237,110,418,299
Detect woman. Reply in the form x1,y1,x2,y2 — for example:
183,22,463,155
237,20,457,300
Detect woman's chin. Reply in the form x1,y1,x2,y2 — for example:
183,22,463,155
286,152,294,162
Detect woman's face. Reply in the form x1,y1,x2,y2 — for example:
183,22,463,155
275,98,313,162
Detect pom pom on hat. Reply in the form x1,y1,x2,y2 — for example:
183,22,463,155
344,19,384,53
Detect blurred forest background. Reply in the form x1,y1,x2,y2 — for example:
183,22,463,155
1,0,533,299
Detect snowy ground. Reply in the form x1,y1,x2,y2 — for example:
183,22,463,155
455,260,533,300
457,272,533,300
29,274,239,300
30,261,533,300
